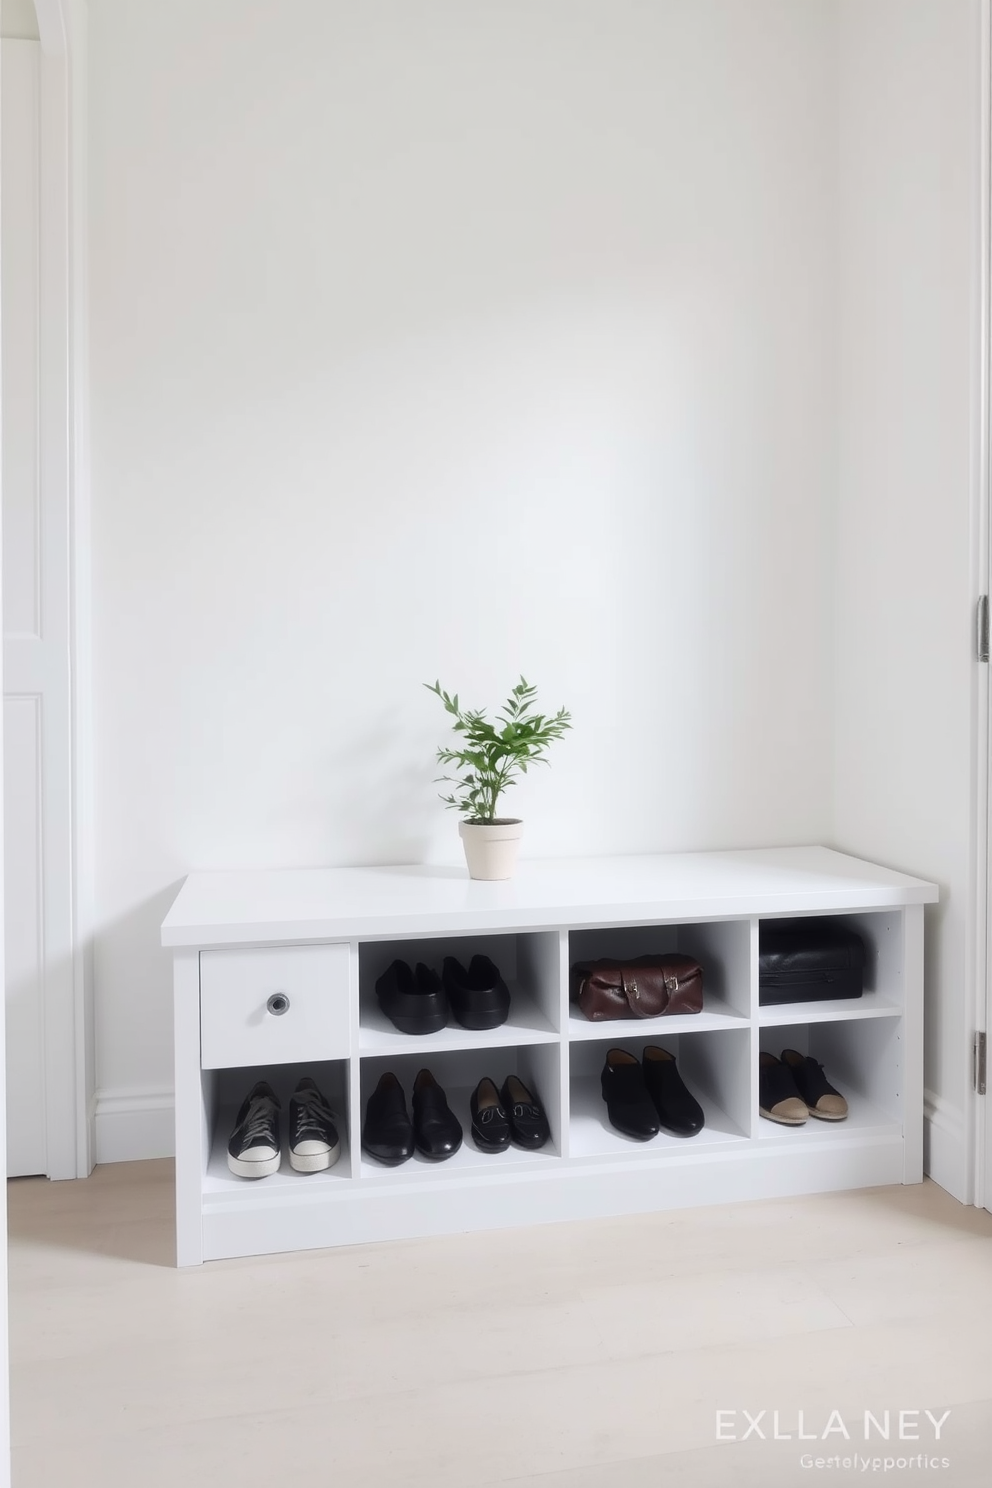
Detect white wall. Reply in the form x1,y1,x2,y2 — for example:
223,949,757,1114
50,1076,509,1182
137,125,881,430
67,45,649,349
833,0,983,1200
87,0,840,1154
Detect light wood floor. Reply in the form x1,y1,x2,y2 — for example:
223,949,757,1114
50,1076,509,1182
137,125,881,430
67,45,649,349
6,1163,992,1487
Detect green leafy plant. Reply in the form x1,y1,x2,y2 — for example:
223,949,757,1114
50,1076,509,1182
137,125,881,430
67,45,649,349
424,676,572,824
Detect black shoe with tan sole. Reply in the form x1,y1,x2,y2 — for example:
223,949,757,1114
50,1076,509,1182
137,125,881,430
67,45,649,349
759,1052,808,1126
781,1049,848,1121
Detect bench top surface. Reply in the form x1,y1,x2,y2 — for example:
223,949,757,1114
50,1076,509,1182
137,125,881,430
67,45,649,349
160,846,939,948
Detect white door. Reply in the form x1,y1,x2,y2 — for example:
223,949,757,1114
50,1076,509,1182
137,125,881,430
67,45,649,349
2,34,74,1180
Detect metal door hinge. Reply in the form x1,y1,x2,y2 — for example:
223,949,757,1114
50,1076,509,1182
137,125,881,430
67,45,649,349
978,595,990,662
975,1031,987,1095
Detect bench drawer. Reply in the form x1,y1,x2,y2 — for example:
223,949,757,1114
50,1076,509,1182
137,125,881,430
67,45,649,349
199,944,351,1069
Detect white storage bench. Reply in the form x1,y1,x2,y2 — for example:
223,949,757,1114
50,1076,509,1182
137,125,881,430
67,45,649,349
161,846,937,1266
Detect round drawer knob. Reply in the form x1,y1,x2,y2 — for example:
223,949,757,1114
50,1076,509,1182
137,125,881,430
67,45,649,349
266,992,291,1016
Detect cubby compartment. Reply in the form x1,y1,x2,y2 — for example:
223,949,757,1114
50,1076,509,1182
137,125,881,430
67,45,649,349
568,1026,751,1161
757,909,905,1024
567,918,750,1039
358,931,560,1052
757,1019,903,1141
358,1044,561,1180
202,1058,353,1194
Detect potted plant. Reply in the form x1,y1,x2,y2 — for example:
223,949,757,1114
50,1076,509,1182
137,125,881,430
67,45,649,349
424,676,572,880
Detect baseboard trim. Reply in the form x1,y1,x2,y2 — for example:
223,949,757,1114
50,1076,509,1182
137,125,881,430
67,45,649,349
923,1088,968,1202
94,1086,175,1164
80,1091,98,1177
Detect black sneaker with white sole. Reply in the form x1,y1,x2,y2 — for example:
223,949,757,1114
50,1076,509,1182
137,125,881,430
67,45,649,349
227,1081,281,1178
289,1078,341,1173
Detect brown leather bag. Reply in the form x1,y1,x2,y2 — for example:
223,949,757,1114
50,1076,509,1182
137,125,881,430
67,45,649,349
570,955,704,1021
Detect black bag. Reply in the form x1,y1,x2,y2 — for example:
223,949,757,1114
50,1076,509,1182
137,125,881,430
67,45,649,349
759,919,865,1005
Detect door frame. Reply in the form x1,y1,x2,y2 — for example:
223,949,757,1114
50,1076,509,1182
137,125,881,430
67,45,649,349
14,0,93,1180
0,70,10,1466
978,0,992,1213
0,190,11,1487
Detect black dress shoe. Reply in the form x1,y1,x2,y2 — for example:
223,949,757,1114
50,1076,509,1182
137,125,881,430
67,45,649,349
642,1046,705,1137
362,1072,415,1165
600,1048,660,1141
499,1074,550,1150
470,1077,510,1153
442,955,510,1030
412,1069,462,1161
375,960,448,1035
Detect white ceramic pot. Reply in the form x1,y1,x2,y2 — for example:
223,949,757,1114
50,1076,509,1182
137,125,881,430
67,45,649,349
458,819,524,881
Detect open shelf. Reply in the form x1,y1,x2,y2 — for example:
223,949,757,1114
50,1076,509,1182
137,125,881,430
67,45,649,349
568,917,752,1021
567,995,746,1041
756,1089,900,1144
358,1042,562,1178
204,1107,353,1198
568,1076,748,1161
757,909,906,1022
359,982,557,1053
758,992,902,1026
358,1082,560,1182
758,1015,903,1141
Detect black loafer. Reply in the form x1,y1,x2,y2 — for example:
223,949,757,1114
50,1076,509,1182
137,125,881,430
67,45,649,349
499,1074,550,1150
600,1048,659,1141
470,1077,510,1152
362,1072,415,1165
642,1046,705,1137
412,1069,462,1161
442,955,511,1030
375,960,448,1035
